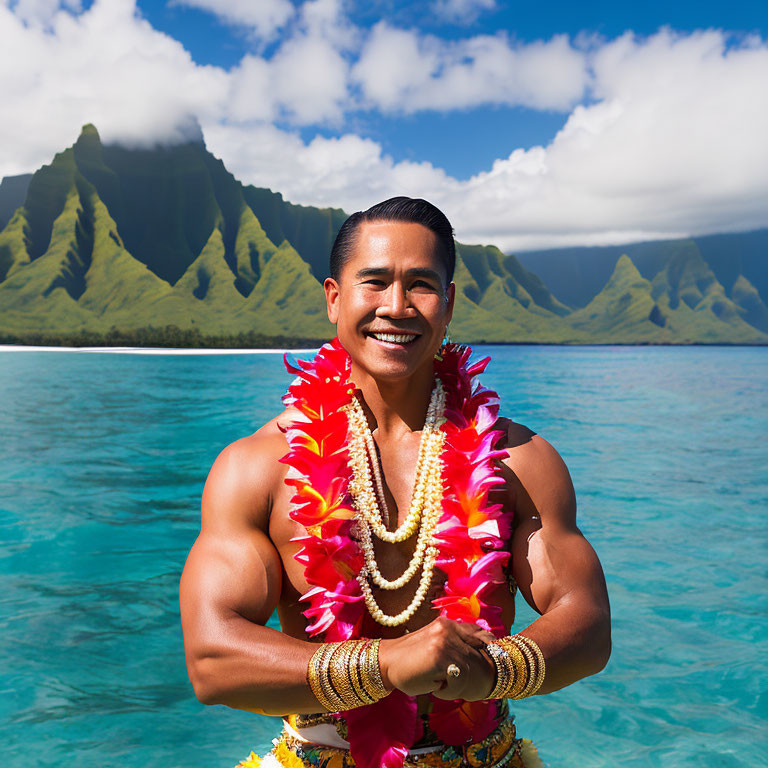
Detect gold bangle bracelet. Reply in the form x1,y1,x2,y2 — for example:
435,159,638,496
308,644,341,712
361,638,389,700
508,641,529,698
308,638,391,713
498,638,529,698
348,640,376,705
514,635,546,696
358,641,378,702
332,641,368,710
512,637,537,699
486,642,513,699
506,636,539,699
318,642,347,711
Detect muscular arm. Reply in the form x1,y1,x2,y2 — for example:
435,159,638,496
504,423,612,694
179,429,328,716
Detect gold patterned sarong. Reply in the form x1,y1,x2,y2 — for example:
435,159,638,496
234,700,546,768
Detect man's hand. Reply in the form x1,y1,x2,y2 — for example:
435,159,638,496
378,617,497,701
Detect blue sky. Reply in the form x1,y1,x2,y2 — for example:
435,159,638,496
1,0,767,250
140,0,768,66
136,0,768,178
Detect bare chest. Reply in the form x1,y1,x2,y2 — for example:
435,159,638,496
268,435,516,639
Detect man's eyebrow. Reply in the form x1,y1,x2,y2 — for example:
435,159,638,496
354,267,444,282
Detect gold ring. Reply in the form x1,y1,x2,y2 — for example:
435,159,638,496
447,663,461,678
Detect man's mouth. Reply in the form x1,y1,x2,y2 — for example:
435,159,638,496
366,331,420,346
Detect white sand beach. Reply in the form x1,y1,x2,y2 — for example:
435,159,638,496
0,345,320,355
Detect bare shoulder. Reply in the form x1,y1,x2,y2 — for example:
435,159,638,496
200,405,303,534
495,416,578,532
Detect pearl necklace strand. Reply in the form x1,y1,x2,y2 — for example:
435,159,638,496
354,429,445,591
355,439,445,626
361,399,437,533
347,380,445,543
347,384,445,589
346,380,447,626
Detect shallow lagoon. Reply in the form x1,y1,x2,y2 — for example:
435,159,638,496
1,345,766,767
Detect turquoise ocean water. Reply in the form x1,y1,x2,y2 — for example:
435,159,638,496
0,345,766,767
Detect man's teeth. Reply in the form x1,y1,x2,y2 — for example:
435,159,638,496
371,332,417,343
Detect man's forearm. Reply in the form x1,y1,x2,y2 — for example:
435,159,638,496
513,598,611,695
191,618,325,715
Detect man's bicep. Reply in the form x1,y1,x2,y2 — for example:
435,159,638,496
180,528,283,631
507,433,608,617
179,438,284,662
179,527,283,701
513,522,608,618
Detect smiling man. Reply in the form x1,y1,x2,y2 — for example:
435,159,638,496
179,197,611,768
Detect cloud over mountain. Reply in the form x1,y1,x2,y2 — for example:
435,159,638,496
1,0,766,250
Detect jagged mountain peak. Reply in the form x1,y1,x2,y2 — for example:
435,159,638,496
604,253,647,288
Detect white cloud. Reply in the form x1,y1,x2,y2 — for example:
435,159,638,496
268,32,350,125
171,0,294,41
8,0,80,26
226,54,276,123
453,31,768,248
431,0,495,25
225,33,349,126
201,121,455,212
352,24,588,112
350,23,438,111
299,0,358,50
222,0,352,126
208,29,768,250
0,0,228,174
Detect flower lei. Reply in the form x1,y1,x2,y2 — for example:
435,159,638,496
280,337,512,768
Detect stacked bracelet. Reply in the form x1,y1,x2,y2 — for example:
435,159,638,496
485,634,546,700
307,638,390,712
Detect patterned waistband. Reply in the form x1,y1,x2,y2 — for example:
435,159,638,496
285,699,511,751
272,708,526,768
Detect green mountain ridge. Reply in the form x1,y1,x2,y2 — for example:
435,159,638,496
0,124,765,345
568,254,765,344
516,232,768,313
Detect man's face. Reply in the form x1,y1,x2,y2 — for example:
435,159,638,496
324,220,455,382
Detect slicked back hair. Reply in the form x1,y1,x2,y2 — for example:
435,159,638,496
329,196,456,287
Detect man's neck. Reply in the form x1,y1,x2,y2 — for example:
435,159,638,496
350,362,435,440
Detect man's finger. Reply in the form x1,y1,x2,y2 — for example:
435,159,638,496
452,623,484,642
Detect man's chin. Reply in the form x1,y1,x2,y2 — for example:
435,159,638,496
356,352,434,383
341,333,437,382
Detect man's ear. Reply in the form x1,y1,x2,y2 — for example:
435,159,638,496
445,281,456,325
324,277,341,324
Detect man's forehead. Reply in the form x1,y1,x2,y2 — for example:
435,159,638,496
348,221,442,268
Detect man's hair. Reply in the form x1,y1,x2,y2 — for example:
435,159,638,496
329,196,456,286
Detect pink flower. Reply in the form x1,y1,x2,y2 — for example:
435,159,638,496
428,696,498,746
344,689,422,768
294,520,364,588
433,551,509,633
301,579,365,640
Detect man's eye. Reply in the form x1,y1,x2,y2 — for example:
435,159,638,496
411,280,436,289
363,279,386,286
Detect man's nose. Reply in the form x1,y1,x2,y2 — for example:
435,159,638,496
376,281,416,318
